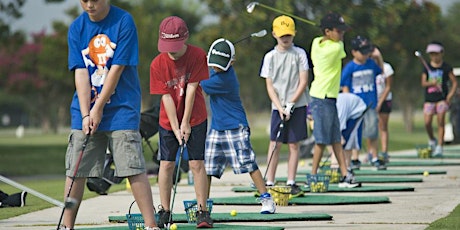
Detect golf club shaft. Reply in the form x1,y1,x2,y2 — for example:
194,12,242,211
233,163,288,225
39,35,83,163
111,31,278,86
254,3,316,26
0,175,64,208
234,35,253,45
169,139,185,225
56,132,91,230
417,56,431,73
263,118,285,181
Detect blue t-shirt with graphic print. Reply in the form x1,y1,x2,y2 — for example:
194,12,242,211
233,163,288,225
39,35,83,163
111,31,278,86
341,59,382,109
68,5,140,131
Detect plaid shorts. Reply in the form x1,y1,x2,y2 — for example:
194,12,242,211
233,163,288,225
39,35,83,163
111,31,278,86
204,125,259,179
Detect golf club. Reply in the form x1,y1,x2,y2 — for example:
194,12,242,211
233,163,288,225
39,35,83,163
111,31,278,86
263,117,286,183
247,2,316,26
414,50,431,73
234,29,267,44
167,138,186,229
0,175,64,208
56,132,91,230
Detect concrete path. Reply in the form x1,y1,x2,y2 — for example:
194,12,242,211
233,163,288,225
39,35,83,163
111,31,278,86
1,148,460,230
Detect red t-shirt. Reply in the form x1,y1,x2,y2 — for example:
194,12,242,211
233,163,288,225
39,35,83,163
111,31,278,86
150,45,209,130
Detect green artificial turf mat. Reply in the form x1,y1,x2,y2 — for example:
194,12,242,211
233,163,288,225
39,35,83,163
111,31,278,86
211,195,390,205
361,161,460,167
391,154,460,159
231,184,414,193
78,223,285,230
297,169,446,176
275,176,423,183
109,212,331,224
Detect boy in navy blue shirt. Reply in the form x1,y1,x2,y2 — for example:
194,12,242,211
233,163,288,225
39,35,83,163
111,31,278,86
201,38,275,214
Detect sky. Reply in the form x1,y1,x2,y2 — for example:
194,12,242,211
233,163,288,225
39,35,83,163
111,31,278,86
10,0,460,35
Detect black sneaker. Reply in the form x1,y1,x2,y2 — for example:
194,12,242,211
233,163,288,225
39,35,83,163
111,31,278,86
350,159,361,170
372,159,387,170
289,184,304,198
196,210,213,228
157,206,172,228
338,173,361,188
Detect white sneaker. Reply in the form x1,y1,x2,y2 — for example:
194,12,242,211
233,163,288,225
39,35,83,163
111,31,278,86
259,193,276,214
428,139,437,151
433,145,443,157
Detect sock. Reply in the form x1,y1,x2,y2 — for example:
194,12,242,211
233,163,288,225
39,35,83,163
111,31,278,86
265,181,274,186
286,180,295,186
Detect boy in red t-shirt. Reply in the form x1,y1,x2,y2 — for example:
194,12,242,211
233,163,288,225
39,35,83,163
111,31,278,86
150,16,212,228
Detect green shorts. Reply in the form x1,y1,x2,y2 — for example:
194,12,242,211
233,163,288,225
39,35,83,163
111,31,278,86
65,130,146,178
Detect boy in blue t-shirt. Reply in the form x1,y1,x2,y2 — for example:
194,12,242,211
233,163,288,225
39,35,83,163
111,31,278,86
201,38,275,214
64,1,158,229
341,35,385,170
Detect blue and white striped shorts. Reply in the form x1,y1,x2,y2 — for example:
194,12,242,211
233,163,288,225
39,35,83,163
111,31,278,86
204,125,259,179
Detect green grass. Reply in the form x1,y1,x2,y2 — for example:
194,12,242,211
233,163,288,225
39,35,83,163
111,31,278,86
0,112,459,228
426,204,460,230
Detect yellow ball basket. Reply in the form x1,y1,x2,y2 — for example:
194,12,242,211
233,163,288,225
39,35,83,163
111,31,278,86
307,174,330,193
416,145,432,158
268,186,291,206
319,166,341,184
126,200,159,230
183,199,213,224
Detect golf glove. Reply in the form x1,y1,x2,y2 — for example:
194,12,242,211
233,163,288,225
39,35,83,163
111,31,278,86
284,102,295,115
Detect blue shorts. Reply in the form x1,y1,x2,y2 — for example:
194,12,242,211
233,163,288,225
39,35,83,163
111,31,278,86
342,118,363,150
158,120,207,161
204,126,259,179
310,97,341,145
270,106,308,143
363,109,378,140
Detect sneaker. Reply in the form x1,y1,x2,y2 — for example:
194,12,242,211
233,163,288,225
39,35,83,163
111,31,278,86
258,192,276,214
350,159,361,170
196,210,213,228
288,184,304,198
367,152,373,163
372,158,387,170
338,172,361,188
433,145,443,157
379,152,390,163
157,206,172,228
428,139,437,151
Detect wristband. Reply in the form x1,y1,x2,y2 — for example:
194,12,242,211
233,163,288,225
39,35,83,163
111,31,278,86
82,114,90,120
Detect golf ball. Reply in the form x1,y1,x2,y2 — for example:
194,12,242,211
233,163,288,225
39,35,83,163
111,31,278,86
424,171,429,176
230,209,237,216
170,223,177,230
300,160,305,166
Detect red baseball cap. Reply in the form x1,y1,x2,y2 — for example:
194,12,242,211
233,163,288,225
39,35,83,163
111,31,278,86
158,16,189,53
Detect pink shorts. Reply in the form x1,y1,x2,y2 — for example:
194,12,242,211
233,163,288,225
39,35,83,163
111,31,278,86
423,101,449,115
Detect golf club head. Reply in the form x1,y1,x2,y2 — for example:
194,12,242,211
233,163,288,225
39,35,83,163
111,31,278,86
64,197,78,209
414,50,422,57
252,29,267,38
247,2,258,13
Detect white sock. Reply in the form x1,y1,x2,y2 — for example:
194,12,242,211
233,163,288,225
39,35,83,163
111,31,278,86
286,180,295,186
265,181,274,186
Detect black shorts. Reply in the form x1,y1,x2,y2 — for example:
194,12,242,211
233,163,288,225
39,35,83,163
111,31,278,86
270,106,308,143
379,100,392,114
158,120,207,161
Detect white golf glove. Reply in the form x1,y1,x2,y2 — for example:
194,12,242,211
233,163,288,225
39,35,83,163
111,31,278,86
284,102,295,115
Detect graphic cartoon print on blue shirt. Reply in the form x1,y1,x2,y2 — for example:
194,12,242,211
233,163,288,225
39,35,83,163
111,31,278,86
81,34,117,104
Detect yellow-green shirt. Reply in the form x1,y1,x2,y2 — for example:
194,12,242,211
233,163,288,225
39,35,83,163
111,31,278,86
309,37,346,99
